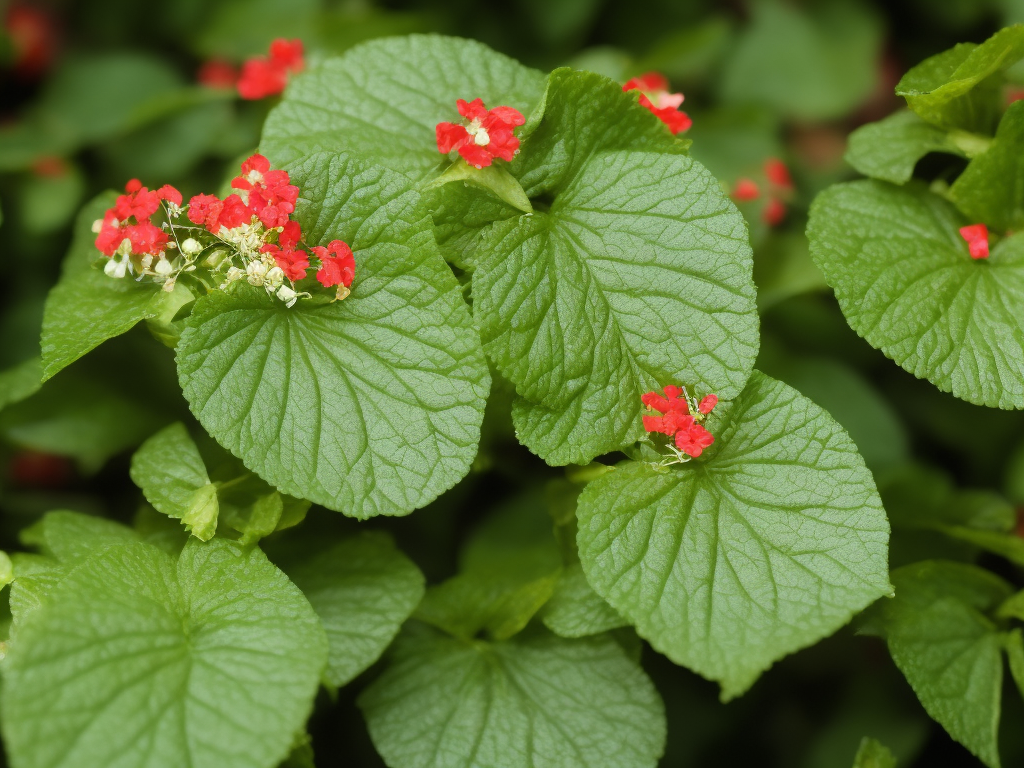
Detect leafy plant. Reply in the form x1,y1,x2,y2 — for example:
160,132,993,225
3,4,1024,768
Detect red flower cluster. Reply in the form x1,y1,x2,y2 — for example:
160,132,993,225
95,179,181,258
436,98,526,169
960,224,990,259
312,240,356,290
641,385,717,459
5,4,56,78
731,158,794,226
187,154,299,233
198,59,239,90
623,73,692,135
237,38,304,100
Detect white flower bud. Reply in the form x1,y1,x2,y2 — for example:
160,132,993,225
276,285,298,308
181,238,202,256
91,219,103,233
154,258,173,276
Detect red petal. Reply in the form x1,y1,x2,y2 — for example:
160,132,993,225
436,122,469,154
456,142,493,168
457,98,488,122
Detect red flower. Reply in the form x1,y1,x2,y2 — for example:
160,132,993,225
262,244,309,281
124,221,170,256
623,73,692,134
114,179,161,222
960,224,990,259
156,184,183,207
32,155,66,177
95,212,126,257
312,240,355,288
762,198,786,227
237,38,304,100
198,59,238,89
641,385,717,458
279,220,303,249
217,194,254,230
732,179,760,202
232,154,299,228
5,5,56,78
436,98,526,169
674,420,715,458
698,394,718,414
764,158,793,192
187,193,224,232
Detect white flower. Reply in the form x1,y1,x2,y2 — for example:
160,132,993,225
154,258,174,276
181,238,202,256
104,255,130,279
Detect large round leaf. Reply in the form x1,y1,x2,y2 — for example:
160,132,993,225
177,157,489,518
1,537,326,768
576,371,891,699
807,179,1024,409
473,69,757,464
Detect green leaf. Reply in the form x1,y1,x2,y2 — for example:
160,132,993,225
576,371,891,699
844,110,967,184
471,69,757,464
281,532,425,688
874,561,1013,768
427,158,533,213
541,563,627,638
130,422,219,540
897,27,1024,132
262,34,546,187
0,357,42,412
177,155,489,518
852,737,897,768
359,623,666,768
1004,629,1024,701
0,551,12,592
807,180,1024,410
1,537,327,768
720,0,882,121
951,100,1024,232
0,367,168,473
40,195,164,382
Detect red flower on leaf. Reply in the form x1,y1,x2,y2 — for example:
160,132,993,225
436,98,526,169
960,224,990,259
312,240,355,289
623,72,692,134
762,198,786,227
261,243,309,281
231,153,299,228
237,38,304,100
641,385,718,458
114,179,161,222
187,193,224,232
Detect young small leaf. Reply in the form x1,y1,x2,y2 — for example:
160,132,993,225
576,371,891,699
807,180,1024,410
177,155,489,518
844,110,965,184
130,422,219,540
1,536,327,768
281,532,425,688
951,100,1024,233
896,27,1024,131
359,624,666,768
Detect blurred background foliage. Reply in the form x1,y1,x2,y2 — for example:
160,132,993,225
2,0,1024,766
